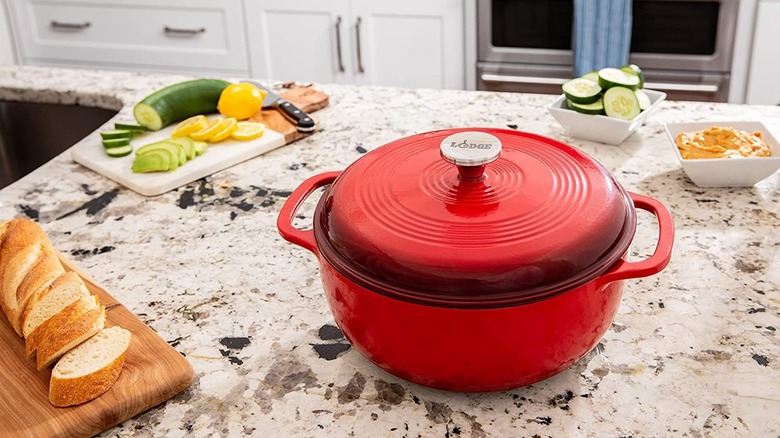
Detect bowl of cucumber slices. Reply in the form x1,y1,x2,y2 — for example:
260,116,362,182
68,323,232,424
547,65,666,145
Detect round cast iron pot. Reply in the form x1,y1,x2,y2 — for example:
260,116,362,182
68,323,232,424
277,128,674,392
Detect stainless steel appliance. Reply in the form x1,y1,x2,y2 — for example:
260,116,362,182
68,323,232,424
477,0,738,102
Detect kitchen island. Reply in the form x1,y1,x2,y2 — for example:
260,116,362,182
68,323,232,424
0,66,777,437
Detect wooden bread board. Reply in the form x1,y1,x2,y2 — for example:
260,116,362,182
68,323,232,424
0,255,194,438
72,85,329,197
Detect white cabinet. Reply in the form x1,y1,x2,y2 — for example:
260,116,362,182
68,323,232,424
0,0,16,65
746,0,780,105
245,0,465,89
7,0,250,77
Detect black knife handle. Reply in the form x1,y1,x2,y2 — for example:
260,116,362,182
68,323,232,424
276,100,316,133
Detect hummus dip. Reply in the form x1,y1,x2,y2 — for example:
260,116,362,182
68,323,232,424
675,126,772,159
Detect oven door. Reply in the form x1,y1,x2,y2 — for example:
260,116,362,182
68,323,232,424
478,0,738,74
478,63,730,102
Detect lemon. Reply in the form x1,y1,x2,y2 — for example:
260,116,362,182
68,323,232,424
207,117,238,142
217,83,267,120
189,118,222,141
230,121,266,141
171,115,208,137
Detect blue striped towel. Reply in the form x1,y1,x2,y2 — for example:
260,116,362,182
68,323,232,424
572,0,633,77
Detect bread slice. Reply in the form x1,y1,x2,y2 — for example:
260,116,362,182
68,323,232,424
10,249,65,336
1,242,44,322
21,271,89,339
49,326,132,407
36,306,106,370
0,219,51,322
25,294,98,359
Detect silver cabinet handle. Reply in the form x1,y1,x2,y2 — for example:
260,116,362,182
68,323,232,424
50,20,91,30
642,81,719,93
355,16,364,74
335,16,345,73
164,26,206,36
480,74,567,85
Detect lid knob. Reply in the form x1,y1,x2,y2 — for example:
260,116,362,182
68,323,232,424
439,132,502,180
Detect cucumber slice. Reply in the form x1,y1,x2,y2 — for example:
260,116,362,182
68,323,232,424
105,145,133,157
620,64,645,89
567,98,605,115
133,78,231,131
100,130,133,140
132,150,172,173
635,89,652,110
603,87,641,120
598,68,641,91
580,71,600,83
114,122,147,132
102,138,131,148
562,78,602,104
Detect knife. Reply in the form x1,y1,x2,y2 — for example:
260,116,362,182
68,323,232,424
249,81,316,133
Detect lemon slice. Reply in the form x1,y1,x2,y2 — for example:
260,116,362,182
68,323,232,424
189,118,222,141
172,115,208,137
230,121,266,141
207,117,238,143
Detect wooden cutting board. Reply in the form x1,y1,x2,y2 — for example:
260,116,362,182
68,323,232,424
0,255,194,438
71,85,329,197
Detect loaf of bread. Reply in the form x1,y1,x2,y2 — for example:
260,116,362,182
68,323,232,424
50,326,132,407
0,218,53,336
0,217,131,406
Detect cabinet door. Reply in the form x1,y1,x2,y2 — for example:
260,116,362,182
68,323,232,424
245,0,351,83
350,0,464,89
0,1,16,65
746,0,780,105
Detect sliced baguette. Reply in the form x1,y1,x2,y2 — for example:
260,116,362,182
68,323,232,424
25,294,98,359
21,271,89,339
36,306,106,370
0,218,52,325
1,242,44,322
49,326,132,407
11,249,65,336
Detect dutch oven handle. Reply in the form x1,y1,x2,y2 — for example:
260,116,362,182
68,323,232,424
277,171,341,255
598,192,675,285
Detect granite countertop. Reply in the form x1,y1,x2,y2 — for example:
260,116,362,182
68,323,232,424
0,66,778,437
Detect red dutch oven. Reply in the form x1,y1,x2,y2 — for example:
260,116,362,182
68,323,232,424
278,128,674,392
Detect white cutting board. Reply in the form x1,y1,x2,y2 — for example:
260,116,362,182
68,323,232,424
71,118,286,197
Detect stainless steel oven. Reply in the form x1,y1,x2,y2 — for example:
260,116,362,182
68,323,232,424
477,0,739,102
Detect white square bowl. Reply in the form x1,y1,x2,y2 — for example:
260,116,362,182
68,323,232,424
664,121,780,187
547,89,666,145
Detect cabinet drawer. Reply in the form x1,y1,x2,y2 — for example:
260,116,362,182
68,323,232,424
9,0,248,72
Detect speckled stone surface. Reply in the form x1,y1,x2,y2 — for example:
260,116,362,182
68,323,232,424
0,65,778,437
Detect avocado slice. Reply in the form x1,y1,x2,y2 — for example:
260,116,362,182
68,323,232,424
193,141,208,156
168,137,196,160
131,150,172,173
135,140,184,169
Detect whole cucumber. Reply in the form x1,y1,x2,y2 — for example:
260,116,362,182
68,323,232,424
133,78,231,131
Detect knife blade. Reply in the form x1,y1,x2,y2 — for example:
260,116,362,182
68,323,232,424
249,82,316,133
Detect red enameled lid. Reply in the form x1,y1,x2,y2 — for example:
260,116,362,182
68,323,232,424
313,128,637,308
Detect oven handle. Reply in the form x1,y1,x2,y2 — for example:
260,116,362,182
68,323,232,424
642,81,719,93
481,74,721,94
480,74,567,85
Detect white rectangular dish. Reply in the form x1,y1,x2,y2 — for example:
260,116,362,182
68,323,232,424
664,121,780,187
